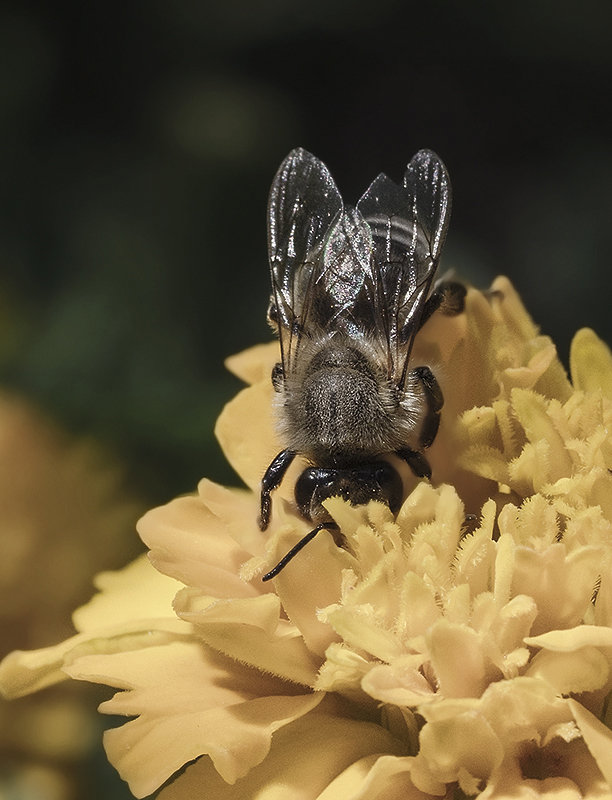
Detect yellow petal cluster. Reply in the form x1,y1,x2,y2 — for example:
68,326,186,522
2,278,612,799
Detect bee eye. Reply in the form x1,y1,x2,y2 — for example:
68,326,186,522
267,299,279,327
271,362,283,391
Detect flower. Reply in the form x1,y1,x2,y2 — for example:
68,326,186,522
0,392,144,798
2,278,612,799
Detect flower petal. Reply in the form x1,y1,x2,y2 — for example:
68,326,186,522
72,554,185,631
214,380,280,492
0,624,189,700
137,490,260,598
568,698,612,789
271,520,348,657
175,591,321,685
317,754,426,800
414,708,503,790
570,328,612,399
156,711,407,800
0,555,189,699
525,625,612,651
67,639,322,797
361,658,434,707
197,478,267,559
525,647,609,695
427,619,488,698
225,343,279,386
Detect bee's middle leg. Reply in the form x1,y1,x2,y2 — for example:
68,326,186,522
396,365,444,479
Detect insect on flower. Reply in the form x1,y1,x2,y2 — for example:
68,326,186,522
259,148,465,580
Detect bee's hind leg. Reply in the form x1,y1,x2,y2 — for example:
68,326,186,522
418,280,466,331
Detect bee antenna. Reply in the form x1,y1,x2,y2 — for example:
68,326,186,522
261,522,340,582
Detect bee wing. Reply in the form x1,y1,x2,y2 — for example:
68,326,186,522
268,148,343,374
356,148,451,386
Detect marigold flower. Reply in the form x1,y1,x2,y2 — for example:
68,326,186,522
2,278,612,799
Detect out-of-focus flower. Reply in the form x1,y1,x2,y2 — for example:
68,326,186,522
2,278,612,799
0,395,145,655
0,394,145,798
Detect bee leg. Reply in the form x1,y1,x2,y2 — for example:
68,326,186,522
396,364,444,478
418,280,466,330
413,365,443,448
261,521,340,581
259,448,296,531
396,447,432,479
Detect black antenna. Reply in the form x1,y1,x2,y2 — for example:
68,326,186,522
262,522,340,581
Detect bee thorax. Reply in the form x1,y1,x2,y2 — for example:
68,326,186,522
279,363,408,464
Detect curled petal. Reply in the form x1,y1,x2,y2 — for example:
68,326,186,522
175,591,321,686
511,544,601,634
525,647,609,695
324,604,402,664
427,619,488,698
525,625,612,651
137,492,260,598
197,478,267,557
156,712,407,800
361,658,434,707
493,594,538,658
414,710,504,792
269,520,348,657
314,643,373,699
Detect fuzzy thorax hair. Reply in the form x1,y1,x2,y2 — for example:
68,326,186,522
274,333,431,466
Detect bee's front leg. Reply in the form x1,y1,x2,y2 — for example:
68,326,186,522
396,447,432,480
259,448,296,530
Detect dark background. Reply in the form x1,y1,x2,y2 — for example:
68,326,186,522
2,0,612,503
1,2,612,796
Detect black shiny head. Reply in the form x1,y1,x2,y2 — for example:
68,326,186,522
261,460,403,581
294,461,403,524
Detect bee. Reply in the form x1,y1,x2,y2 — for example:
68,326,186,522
259,148,465,580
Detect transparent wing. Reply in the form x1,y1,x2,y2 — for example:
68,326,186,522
356,148,451,386
267,148,451,388
268,148,343,375
311,206,375,334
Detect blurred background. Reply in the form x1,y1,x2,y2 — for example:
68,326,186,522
1,0,612,797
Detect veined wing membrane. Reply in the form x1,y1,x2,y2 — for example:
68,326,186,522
267,148,343,374
356,149,451,385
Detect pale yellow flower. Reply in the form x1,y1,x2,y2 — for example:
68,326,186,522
2,278,612,799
